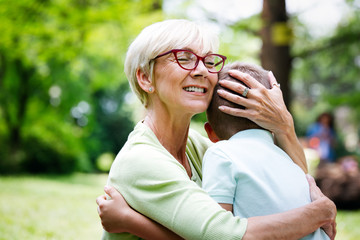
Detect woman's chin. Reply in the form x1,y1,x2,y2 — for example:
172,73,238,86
180,99,210,115
189,105,208,114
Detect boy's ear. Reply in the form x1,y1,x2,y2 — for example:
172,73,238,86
204,122,220,143
136,68,152,92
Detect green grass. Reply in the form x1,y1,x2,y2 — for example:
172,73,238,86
0,173,108,240
336,210,360,240
0,174,359,239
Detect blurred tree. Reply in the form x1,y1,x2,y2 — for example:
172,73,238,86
291,0,360,137
0,0,163,173
261,0,292,107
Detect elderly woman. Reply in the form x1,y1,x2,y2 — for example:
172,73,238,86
97,19,336,240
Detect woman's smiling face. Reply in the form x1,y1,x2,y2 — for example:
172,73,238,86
151,43,219,116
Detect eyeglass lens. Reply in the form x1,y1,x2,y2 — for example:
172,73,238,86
175,51,224,73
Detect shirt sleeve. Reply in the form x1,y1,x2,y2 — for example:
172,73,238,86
108,144,247,240
202,145,237,205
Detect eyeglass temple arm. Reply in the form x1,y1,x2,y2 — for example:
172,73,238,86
214,59,225,67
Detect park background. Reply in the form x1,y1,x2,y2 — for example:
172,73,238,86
0,0,359,239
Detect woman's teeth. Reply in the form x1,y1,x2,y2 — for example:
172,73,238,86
184,86,205,93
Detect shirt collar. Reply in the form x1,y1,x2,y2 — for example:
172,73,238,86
229,129,274,144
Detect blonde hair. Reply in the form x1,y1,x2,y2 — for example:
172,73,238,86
124,19,219,106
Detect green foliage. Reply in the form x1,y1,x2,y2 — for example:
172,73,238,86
0,0,164,173
291,0,360,129
96,152,115,172
21,137,76,174
86,82,136,165
219,14,262,64
289,1,360,161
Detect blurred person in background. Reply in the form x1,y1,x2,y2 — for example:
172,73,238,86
307,112,337,163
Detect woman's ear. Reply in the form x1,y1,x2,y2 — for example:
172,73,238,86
136,68,153,93
204,122,220,143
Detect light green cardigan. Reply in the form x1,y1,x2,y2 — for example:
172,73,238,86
102,122,247,240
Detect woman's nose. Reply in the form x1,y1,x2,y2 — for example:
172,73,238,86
192,60,209,77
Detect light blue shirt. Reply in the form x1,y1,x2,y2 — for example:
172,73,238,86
202,129,329,240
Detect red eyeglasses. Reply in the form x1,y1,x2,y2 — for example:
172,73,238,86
154,49,227,73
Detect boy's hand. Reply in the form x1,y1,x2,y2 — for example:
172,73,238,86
96,186,132,233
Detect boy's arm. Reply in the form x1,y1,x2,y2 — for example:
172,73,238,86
96,186,183,240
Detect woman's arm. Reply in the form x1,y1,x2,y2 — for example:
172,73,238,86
97,176,336,240
217,70,308,173
96,186,183,240
244,175,336,240
244,197,335,240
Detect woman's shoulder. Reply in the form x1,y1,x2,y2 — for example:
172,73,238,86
187,129,212,157
186,129,212,176
188,128,212,149
123,123,211,159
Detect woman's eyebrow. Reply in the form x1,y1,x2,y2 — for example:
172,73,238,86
181,47,214,55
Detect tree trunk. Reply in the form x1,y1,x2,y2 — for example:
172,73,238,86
152,0,162,10
261,0,292,107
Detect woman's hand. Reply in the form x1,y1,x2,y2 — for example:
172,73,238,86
96,186,133,233
217,70,292,136
218,70,308,173
306,174,337,240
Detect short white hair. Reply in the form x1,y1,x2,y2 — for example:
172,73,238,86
124,19,219,106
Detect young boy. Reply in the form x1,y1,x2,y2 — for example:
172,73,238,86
202,62,329,240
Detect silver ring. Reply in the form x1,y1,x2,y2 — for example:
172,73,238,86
272,83,280,88
242,87,249,97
